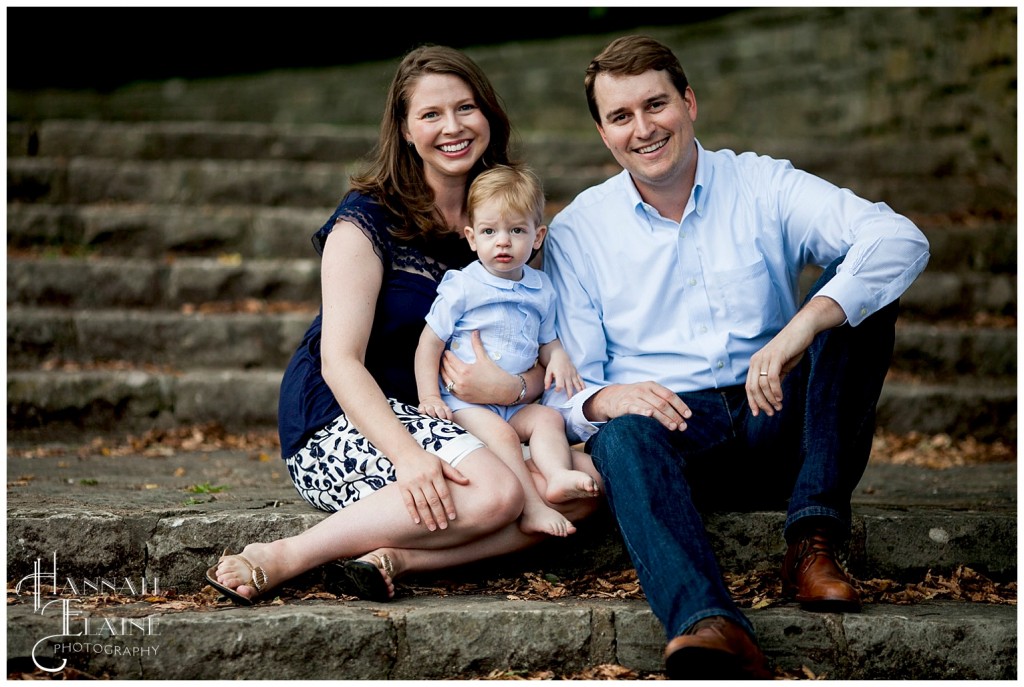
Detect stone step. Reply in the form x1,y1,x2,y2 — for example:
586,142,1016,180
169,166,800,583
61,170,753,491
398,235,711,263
8,201,1017,274
7,256,1015,320
893,321,1016,380
7,256,322,309
5,595,1014,680
5,454,1016,679
6,307,1014,381
7,203,331,259
7,120,382,163
7,156,355,209
6,368,1016,442
5,452,1015,584
7,307,313,370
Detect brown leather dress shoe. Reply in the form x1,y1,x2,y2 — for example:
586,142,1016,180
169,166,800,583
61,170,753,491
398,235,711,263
782,527,861,612
664,616,772,680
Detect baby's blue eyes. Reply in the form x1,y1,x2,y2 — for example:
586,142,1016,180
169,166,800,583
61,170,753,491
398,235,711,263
480,228,527,235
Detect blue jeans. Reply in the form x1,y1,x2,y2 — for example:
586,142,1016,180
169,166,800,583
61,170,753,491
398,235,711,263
586,258,898,640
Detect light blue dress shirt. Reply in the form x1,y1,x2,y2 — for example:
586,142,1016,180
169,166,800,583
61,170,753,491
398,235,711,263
542,141,931,443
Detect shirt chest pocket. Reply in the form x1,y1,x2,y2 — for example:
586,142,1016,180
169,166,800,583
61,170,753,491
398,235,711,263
706,258,785,339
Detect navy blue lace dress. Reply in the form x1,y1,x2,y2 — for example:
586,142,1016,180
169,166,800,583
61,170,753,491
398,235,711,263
277,191,479,511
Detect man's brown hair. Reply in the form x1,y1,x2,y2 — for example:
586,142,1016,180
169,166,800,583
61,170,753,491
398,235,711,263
584,35,690,124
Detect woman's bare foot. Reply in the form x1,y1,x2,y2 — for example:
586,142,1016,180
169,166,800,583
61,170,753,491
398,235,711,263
519,502,577,537
212,542,285,601
356,548,399,599
545,469,601,504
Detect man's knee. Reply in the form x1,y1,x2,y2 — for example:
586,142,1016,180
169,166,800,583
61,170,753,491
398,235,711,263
590,414,666,468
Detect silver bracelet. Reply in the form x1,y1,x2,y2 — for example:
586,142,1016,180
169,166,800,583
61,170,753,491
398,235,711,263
510,374,527,405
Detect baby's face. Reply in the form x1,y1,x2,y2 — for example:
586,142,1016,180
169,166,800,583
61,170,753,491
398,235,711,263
464,197,546,281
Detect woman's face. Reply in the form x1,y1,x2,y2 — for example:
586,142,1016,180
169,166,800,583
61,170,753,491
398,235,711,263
403,73,491,189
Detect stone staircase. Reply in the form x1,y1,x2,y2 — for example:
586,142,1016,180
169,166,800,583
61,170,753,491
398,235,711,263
5,21,1017,679
6,118,1017,442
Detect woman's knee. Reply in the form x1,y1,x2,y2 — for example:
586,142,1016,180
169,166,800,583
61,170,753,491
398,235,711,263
458,451,525,523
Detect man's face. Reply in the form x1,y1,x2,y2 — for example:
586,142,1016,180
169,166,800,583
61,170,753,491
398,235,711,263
592,69,698,198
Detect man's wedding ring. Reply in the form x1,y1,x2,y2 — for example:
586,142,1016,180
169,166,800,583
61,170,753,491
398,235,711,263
445,380,455,393
758,372,768,376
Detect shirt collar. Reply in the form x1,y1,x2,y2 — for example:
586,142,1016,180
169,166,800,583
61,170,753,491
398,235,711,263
465,260,543,290
623,139,709,225
692,139,709,217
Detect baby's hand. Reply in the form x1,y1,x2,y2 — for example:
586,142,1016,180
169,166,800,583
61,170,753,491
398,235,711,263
544,350,586,399
419,396,453,421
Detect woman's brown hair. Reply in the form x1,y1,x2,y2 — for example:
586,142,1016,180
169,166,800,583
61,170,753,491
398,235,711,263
351,45,514,240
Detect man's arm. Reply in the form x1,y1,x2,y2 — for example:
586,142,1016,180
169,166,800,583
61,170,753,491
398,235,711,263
744,295,845,417
747,159,930,416
772,162,931,327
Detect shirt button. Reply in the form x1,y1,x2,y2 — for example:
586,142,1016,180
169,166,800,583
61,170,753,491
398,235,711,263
700,325,708,333
688,278,697,286
860,307,868,316
452,342,460,350
716,361,724,369
491,351,502,361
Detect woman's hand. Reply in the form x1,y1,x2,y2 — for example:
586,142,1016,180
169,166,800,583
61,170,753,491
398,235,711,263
441,330,516,405
395,449,470,531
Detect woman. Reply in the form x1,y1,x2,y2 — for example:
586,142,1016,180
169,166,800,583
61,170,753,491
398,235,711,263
206,45,602,604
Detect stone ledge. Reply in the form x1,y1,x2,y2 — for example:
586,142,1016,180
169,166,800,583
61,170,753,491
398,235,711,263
5,598,1016,679
8,369,1017,441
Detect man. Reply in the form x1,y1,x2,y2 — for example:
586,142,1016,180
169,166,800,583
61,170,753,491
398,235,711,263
542,35,930,679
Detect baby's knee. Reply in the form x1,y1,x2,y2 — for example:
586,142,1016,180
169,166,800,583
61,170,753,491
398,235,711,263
487,422,523,454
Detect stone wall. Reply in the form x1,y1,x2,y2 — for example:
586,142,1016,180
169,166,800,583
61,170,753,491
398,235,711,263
8,7,1016,217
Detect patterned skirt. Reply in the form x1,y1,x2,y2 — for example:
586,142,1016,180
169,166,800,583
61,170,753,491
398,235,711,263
284,398,485,512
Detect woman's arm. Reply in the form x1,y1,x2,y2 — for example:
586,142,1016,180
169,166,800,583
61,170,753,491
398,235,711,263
319,221,467,530
440,330,545,405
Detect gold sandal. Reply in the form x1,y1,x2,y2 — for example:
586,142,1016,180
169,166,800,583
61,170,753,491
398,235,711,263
204,548,269,606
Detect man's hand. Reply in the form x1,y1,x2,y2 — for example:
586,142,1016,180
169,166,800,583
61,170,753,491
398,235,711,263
584,381,692,431
746,295,846,416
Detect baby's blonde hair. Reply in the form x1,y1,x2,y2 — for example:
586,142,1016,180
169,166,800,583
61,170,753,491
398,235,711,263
467,164,545,228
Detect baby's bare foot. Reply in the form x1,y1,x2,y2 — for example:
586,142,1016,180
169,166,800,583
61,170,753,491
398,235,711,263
545,470,601,504
519,503,577,537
